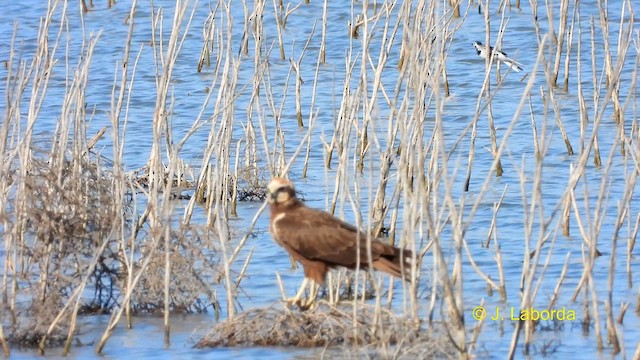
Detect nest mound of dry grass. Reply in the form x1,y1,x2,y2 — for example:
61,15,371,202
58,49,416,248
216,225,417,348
196,302,456,358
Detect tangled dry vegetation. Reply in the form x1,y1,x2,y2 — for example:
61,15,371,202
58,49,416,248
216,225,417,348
0,148,226,347
196,303,456,359
3,152,120,346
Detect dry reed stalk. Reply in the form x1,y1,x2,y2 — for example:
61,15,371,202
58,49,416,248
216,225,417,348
543,0,557,42
251,0,265,98
596,0,623,125
198,9,216,73
588,270,604,350
0,324,7,357
240,0,250,55
323,56,357,171
551,0,569,87
272,0,285,60
449,0,460,17
1,25,22,308
630,210,639,288
547,252,570,311
529,0,542,43
290,21,317,129
231,141,242,216
588,18,602,167
562,0,579,91
319,0,328,64
301,23,325,177
482,188,507,300
545,87,574,155
617,302,629,324
468,299,485,356
365,6,404,236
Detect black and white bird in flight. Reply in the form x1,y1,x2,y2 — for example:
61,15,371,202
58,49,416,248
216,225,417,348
472,41,523,72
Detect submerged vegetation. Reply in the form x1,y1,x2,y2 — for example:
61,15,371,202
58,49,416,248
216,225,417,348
0,0,639,358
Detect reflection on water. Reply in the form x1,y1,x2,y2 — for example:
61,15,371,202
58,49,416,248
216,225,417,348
0,0,638,358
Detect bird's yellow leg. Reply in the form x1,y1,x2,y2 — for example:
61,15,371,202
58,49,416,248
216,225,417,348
327,272,335,304
283,278,308,305
300,280,319,309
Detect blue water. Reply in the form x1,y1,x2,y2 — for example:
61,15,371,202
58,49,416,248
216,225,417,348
0,0,638,358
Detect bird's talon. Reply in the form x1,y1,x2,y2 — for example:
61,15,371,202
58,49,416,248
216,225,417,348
283,297,315,310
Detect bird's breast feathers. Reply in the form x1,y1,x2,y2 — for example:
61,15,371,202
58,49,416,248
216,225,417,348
270,212,287,242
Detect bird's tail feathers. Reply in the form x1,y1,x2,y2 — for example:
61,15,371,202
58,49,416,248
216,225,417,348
506,60,523,72
373,248,418,281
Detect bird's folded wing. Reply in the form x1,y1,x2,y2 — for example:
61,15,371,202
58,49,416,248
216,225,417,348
274,207,383,266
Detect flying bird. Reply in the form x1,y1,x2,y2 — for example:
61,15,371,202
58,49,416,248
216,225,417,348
266,177,414,309
472,41,523,72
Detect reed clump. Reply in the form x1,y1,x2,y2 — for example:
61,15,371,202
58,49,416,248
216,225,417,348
125,226,222,314
1,148,123,344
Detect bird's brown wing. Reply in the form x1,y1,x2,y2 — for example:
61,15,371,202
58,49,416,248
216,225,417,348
273,205,391,267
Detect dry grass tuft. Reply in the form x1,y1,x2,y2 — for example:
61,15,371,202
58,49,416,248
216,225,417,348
24,157,119,258
127,226,222,314
195,303,455,358
1,151,121,343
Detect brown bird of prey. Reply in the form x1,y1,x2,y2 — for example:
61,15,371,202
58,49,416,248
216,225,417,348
266,177,414,308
